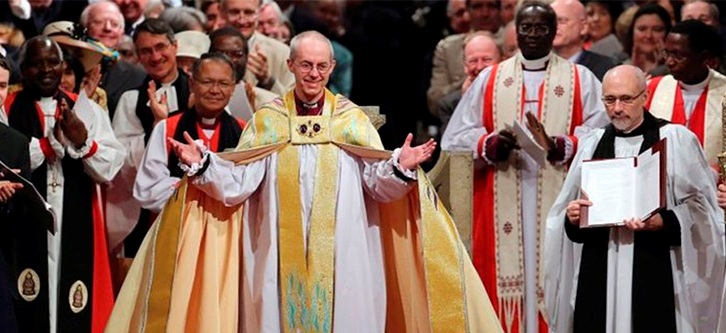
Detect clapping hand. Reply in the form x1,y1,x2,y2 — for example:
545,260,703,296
398,133,436,170
58,97,88,149
247,44,270,84
525,112,555,151
147,81,169,124
167,131,203,166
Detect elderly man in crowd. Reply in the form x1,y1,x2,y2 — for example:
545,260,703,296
222,0,295,95
428,0,503,114
257,0,285,41
437,31,501,131
551,0,615,80
81,1,147,116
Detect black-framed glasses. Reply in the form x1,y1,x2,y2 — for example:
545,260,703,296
601,89,646,106
518,23,550,36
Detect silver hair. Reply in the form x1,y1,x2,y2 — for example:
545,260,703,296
160,7,208,33
682,0,720,22
288,30,335,60
18,37,64,69
80,1,125,31
447,0,456,16
261,0,284,21
221,0,263,11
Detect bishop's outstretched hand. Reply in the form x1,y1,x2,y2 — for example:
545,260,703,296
168,131,203,166
398,133,436,170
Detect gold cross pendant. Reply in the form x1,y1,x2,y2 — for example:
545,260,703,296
49,180,61,193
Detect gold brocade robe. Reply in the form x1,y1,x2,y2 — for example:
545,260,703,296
105,90,501,333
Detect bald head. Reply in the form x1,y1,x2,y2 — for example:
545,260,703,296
289,30,334,61
287,30,337,102
602,65,648,132
463,32,501,76
551,0,587,57
603,65,647,92
551,0,585,19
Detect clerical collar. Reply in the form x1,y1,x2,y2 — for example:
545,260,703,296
519,53,551,71
294,93,325,116
679,70,712,92
159,70,179,87
197,116,218,130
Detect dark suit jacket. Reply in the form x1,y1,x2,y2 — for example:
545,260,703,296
577,50,616,81
0,123,30,333
102,61,147,119
3,0,88,40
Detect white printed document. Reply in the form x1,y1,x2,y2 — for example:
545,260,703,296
579,138,666,228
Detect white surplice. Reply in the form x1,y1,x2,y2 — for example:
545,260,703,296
29,93,124,333
132,119,216,213
188,145,415,332
441,54,610,333
544,124,726,333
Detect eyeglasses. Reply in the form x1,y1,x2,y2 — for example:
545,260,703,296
296,61,332,74
137,42,172,57
601,89,646,106
661,50,687,62
215,49,246,59
87,18,122,30
197,79,234,90
518,23,550,36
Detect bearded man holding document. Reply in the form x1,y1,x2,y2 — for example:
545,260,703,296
544,65,725,333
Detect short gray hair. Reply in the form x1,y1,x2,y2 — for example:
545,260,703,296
682,0,720,22
160,7,208,33
80,1,125,31
261,0,284,21
289,31,335,60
